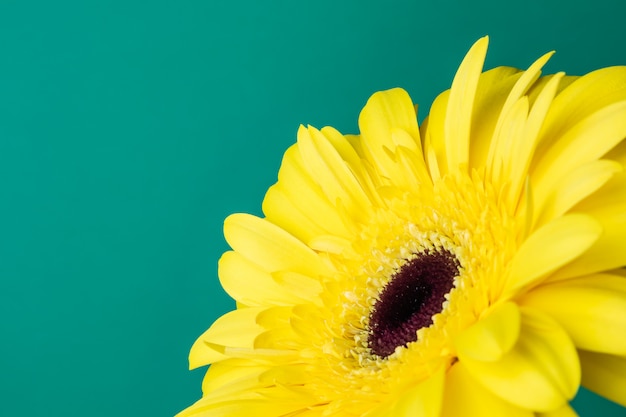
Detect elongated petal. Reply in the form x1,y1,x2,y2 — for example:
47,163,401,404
554,178,626,279
537,403,579,417
297,125,372,223
504,214,601,293
177,397,312,417
358,88,421,183
486,95,528,189
201,358,268,399
534,159,622,226
394,142,433,190
578,349,626,407
365,367,445,417
454,301,521,361
442,362,533,417
520,274,626,355
484,51,557,191
467,66,522,170
444,36,489,171
219,251,305,306
224,213,330,278
420,90,449,178
459,307,580,412
532,101,626,210
321,126,385,206
263,145,353,240
263,184,327,244
495,51,553,135
507,72,563,210
537,66,626,146
189,308,266,367
271,270,323,302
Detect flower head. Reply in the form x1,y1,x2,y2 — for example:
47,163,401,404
179,37,626,416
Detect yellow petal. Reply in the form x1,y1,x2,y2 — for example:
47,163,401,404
201,358,267,399
307,234,354,256
420,91,448,179
486,95,528,190
365,367,445,417
297,125,372,222
224,213,330,278
532,100,626,211
321,126,384,207
442,362,533,417
537,403,579,417
554,176,626,279
254,327,300,350
520,273,626,355
177,397,311,417
507,72,564,211
394,142,433,190
504,214,602,293
486,51,555,191
459,307,580,412
455,301,521,361
263,145,353,240
270,270,323,302
534,159,622,226
360,88,421,152
578,349,626,407
495,51,553,133
358,88,421,183
219,251,303,306
537,66,626,147
189,308,266,367
262,184,327,244
444,36,489,171
467,66,522,170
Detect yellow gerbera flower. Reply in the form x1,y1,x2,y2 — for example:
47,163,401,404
179,37,626,416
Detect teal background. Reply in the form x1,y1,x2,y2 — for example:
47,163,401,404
1,1,625,415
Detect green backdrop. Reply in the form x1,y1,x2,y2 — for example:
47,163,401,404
1,1,625,416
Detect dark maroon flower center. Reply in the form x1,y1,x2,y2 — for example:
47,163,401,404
367,249,460,358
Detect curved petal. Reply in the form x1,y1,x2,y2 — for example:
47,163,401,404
321,126,385,206
481,53,559,194
537,403,579,417
297,125,373,223
263,184,328,244
365,367,445,417
189,308,266,367
454,301,521,362
358,88,421,184
578,349,626,407
554,176,626,279
224,213,331,278
444,36,489,171
534,159,622,226
177,396,313,417
520,274,626,355
458,307,580,412
219,251,306,306
504,214,602,294
537,66,626,148
420,90,449,179
467,66,522,170
506,72,564,211
486,95,528,190
201,358,268,399
263,145,354,241
441,362,533,417
532,100,626,211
